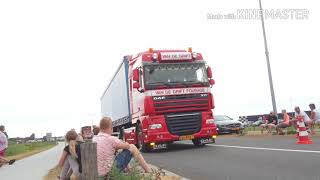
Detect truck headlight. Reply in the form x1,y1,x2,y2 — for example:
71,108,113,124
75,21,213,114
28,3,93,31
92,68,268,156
192,52,198,59
152,53,158,60
206,119,215,125
149,124,162,130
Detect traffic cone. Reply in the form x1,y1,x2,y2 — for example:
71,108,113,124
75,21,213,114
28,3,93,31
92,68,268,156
296,116,313,144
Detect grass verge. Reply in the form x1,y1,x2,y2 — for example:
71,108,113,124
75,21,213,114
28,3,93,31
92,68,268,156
5,142,58,160
43,162,182,180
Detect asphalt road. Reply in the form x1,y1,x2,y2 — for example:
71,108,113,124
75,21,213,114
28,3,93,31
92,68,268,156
143,135,320,180
0,142,64,180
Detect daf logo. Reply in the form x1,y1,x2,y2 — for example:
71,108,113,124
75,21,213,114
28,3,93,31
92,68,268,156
153,96,165,100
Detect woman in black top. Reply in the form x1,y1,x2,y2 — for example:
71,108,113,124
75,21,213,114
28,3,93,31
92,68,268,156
58,130,82,180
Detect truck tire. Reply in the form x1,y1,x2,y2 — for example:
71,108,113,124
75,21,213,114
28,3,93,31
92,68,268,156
192,139,205,147
119,127,124,140
136,123,150,152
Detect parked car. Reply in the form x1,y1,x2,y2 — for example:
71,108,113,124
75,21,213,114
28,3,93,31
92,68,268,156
252,120,263,126
215,115,244,134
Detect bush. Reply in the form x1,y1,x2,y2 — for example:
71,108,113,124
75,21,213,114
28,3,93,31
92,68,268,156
286,126,297,135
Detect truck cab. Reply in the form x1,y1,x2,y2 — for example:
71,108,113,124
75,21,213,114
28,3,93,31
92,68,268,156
102,48,217,152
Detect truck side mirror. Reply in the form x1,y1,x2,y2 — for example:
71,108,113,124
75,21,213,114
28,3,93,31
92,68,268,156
133,82,140,89
207,66,212,79
133,69,139,82
209,79,215,86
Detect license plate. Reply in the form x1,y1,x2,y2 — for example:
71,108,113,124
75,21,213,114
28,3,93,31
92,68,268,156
200,138,213,144
179,135,194,141
153,143,167,150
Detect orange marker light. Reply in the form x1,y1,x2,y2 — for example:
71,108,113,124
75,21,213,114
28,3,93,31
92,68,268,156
188,47,192,52
149,48,153,53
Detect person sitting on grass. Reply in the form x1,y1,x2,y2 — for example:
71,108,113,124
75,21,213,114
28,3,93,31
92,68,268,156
0,125,15,167
58,130,83,180
309,103,320,135
267,112,278,134
294,106,312,134
93,117,152,179
277,109,291,135
92,125,100,136
260,112,278,134
259,115,268,133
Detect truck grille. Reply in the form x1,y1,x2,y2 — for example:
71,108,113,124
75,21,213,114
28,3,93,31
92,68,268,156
165,112,202,136
153,94,209,114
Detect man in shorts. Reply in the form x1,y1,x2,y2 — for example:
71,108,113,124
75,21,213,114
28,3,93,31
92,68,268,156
92,117,151,179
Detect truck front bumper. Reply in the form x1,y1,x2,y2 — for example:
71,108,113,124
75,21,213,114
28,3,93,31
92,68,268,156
144,127,217,143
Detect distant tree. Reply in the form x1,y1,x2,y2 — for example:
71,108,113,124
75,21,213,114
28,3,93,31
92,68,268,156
30,133,35,140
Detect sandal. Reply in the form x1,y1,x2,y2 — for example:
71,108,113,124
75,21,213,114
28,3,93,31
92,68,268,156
9,159,16,165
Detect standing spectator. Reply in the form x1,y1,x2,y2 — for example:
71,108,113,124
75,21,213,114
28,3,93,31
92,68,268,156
0,125,15,166
0,125,8,157
58,130,83,180
277,109,290,135
309,103,320,134
93,117,151,179
294,106,312,133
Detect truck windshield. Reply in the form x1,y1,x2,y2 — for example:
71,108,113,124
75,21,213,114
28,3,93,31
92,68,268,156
144,63,209,89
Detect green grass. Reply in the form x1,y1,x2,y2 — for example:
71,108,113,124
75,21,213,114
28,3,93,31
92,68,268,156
5,142,57,157
109,161,181,180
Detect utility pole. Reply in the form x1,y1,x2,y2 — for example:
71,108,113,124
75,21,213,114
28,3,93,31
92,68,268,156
259,0,277,115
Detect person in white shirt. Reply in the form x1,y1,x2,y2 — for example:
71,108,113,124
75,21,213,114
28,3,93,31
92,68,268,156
0,125,15,167
309,103,320,134
294,106,312,132
0,125,8,157
309,103,320,123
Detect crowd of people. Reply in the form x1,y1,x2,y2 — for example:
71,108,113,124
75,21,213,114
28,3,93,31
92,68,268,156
58,117,151,180
259,103,320,135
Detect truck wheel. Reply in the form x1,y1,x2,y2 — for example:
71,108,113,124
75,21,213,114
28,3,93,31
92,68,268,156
136,123,150,152
119,127,124,140
192,139,205,147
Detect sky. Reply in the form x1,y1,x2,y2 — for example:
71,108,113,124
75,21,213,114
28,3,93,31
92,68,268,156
0,0,319,138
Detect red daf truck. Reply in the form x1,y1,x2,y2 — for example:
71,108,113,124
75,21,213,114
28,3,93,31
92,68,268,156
101,48,217,151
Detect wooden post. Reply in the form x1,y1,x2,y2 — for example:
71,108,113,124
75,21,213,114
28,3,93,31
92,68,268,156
80,142,99,180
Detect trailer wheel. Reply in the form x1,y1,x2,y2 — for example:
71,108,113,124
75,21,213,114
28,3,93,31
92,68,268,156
136,123,150,152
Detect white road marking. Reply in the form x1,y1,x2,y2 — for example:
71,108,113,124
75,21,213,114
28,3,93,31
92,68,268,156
208,144,320,154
